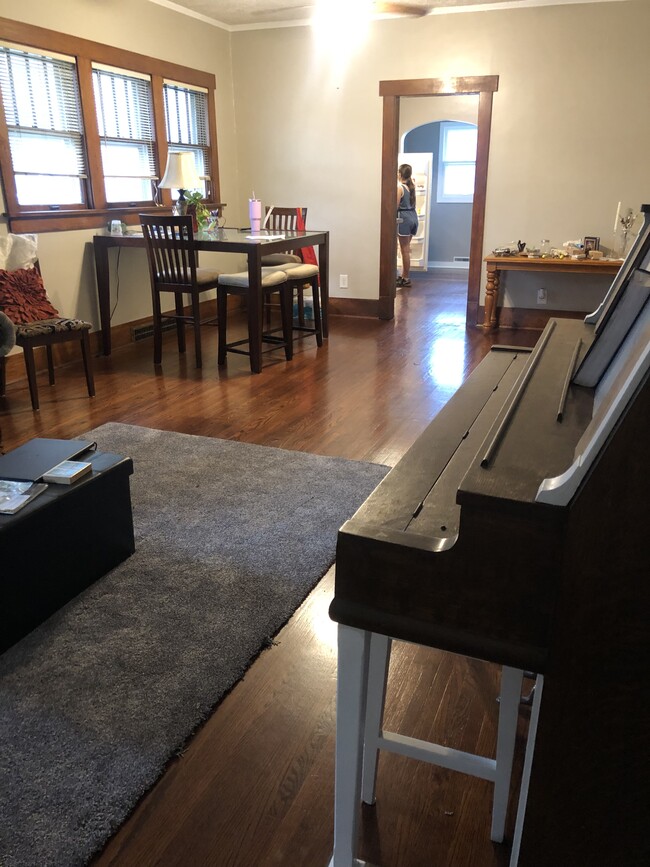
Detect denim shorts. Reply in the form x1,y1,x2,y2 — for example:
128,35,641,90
397,209,418,237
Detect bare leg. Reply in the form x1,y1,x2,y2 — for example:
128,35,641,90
398,234,412,281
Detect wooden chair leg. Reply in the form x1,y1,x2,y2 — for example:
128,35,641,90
175,292,186,354
22,343,40,411
80,330,96,397
46,345,55,385
297,285,305,325
190,293,203,368
310,276,323,347
217,287,228,365
152,290,163,365
0,356,5,397
279,287,293,361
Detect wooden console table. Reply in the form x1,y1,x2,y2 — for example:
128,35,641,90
483,256,622,329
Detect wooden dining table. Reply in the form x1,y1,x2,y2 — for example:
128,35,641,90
93,227,329,373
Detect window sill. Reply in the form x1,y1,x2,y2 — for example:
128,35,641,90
4,206,175,235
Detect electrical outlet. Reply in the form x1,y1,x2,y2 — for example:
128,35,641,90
339,274,348,289
537,287,547,305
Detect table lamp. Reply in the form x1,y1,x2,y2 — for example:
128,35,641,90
159,152,201,215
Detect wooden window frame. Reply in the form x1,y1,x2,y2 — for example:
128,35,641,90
0,17,220,233
436,121,477,205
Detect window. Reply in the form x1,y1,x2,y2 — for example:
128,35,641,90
0,17,220,232
93,64,157,205
0,43,87,208
436,122,477,204
163,80,211,199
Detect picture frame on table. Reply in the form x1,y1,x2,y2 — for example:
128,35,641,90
583,236,600,253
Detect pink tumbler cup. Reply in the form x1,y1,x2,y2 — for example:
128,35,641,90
249,198,262,232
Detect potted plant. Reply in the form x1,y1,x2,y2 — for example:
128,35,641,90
184,190,210,231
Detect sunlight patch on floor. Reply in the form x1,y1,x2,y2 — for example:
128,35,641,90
311,603,338,654
428,335,465,390
430,312,466,328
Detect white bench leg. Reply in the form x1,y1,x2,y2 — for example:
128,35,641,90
509,674,544,867
361,633,392,805
491,666,524,842
330,624,372,867
329,633,531,867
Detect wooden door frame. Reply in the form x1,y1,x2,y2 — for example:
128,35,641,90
379,76,499,326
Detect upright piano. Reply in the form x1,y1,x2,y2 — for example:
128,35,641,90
330,206,650,867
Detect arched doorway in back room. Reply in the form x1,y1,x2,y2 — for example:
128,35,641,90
400,101,478,293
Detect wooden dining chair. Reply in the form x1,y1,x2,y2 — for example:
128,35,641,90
261,206,324,336
217,268,293,371
261,206,307,267
0,262,95,411
260,207,323,345
139,214,220,368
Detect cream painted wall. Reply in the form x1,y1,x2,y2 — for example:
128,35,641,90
0,0,648,330
230,0,648,309
0,0,239,334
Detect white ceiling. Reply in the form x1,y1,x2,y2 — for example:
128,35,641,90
148,0,629,30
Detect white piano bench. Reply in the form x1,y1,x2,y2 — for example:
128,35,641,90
328,625,543,867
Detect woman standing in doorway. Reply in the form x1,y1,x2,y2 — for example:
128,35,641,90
397,163,418,287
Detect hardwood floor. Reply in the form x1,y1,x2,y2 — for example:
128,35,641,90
1,271,540,867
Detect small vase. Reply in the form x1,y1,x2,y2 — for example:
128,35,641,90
186,204,198,232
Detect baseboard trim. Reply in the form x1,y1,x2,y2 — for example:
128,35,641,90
328,296,379,318
483,305,586,331
427,261,470,270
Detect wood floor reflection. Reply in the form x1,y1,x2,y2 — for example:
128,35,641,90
1,271,540,867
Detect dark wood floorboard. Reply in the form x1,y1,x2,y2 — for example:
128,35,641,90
1,271,540,867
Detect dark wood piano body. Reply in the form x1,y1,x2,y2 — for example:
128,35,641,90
330,208,650,866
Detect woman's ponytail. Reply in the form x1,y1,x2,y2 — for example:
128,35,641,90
399,163,416,208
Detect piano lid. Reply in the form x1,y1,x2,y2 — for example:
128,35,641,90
575,204,650,387
536,301,649,505
459,207,650,510
536,205,650,506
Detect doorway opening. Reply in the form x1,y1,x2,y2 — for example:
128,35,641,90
401,118,478,279
378,76,499,327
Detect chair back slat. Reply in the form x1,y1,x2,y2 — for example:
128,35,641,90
139,214,198,289
264,206,307,233
263,207,307,259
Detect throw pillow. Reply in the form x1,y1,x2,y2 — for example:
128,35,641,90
5,234,38,271
0,268,60,324
0,235,10,271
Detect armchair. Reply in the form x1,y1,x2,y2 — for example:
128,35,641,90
0,247,94,411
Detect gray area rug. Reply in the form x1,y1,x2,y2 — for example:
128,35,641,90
0,423,388,866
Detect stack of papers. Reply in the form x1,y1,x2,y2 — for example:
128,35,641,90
246,233,286,241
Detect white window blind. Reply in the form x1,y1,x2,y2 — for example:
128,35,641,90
0,43,87,207
92,63,156,203
163,80,210,197
437,122,477,204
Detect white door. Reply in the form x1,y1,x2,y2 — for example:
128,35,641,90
397,152,432,272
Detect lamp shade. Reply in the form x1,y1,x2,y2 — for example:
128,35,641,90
159,152,201,191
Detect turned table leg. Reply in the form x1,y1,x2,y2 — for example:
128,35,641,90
484,263,500,328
